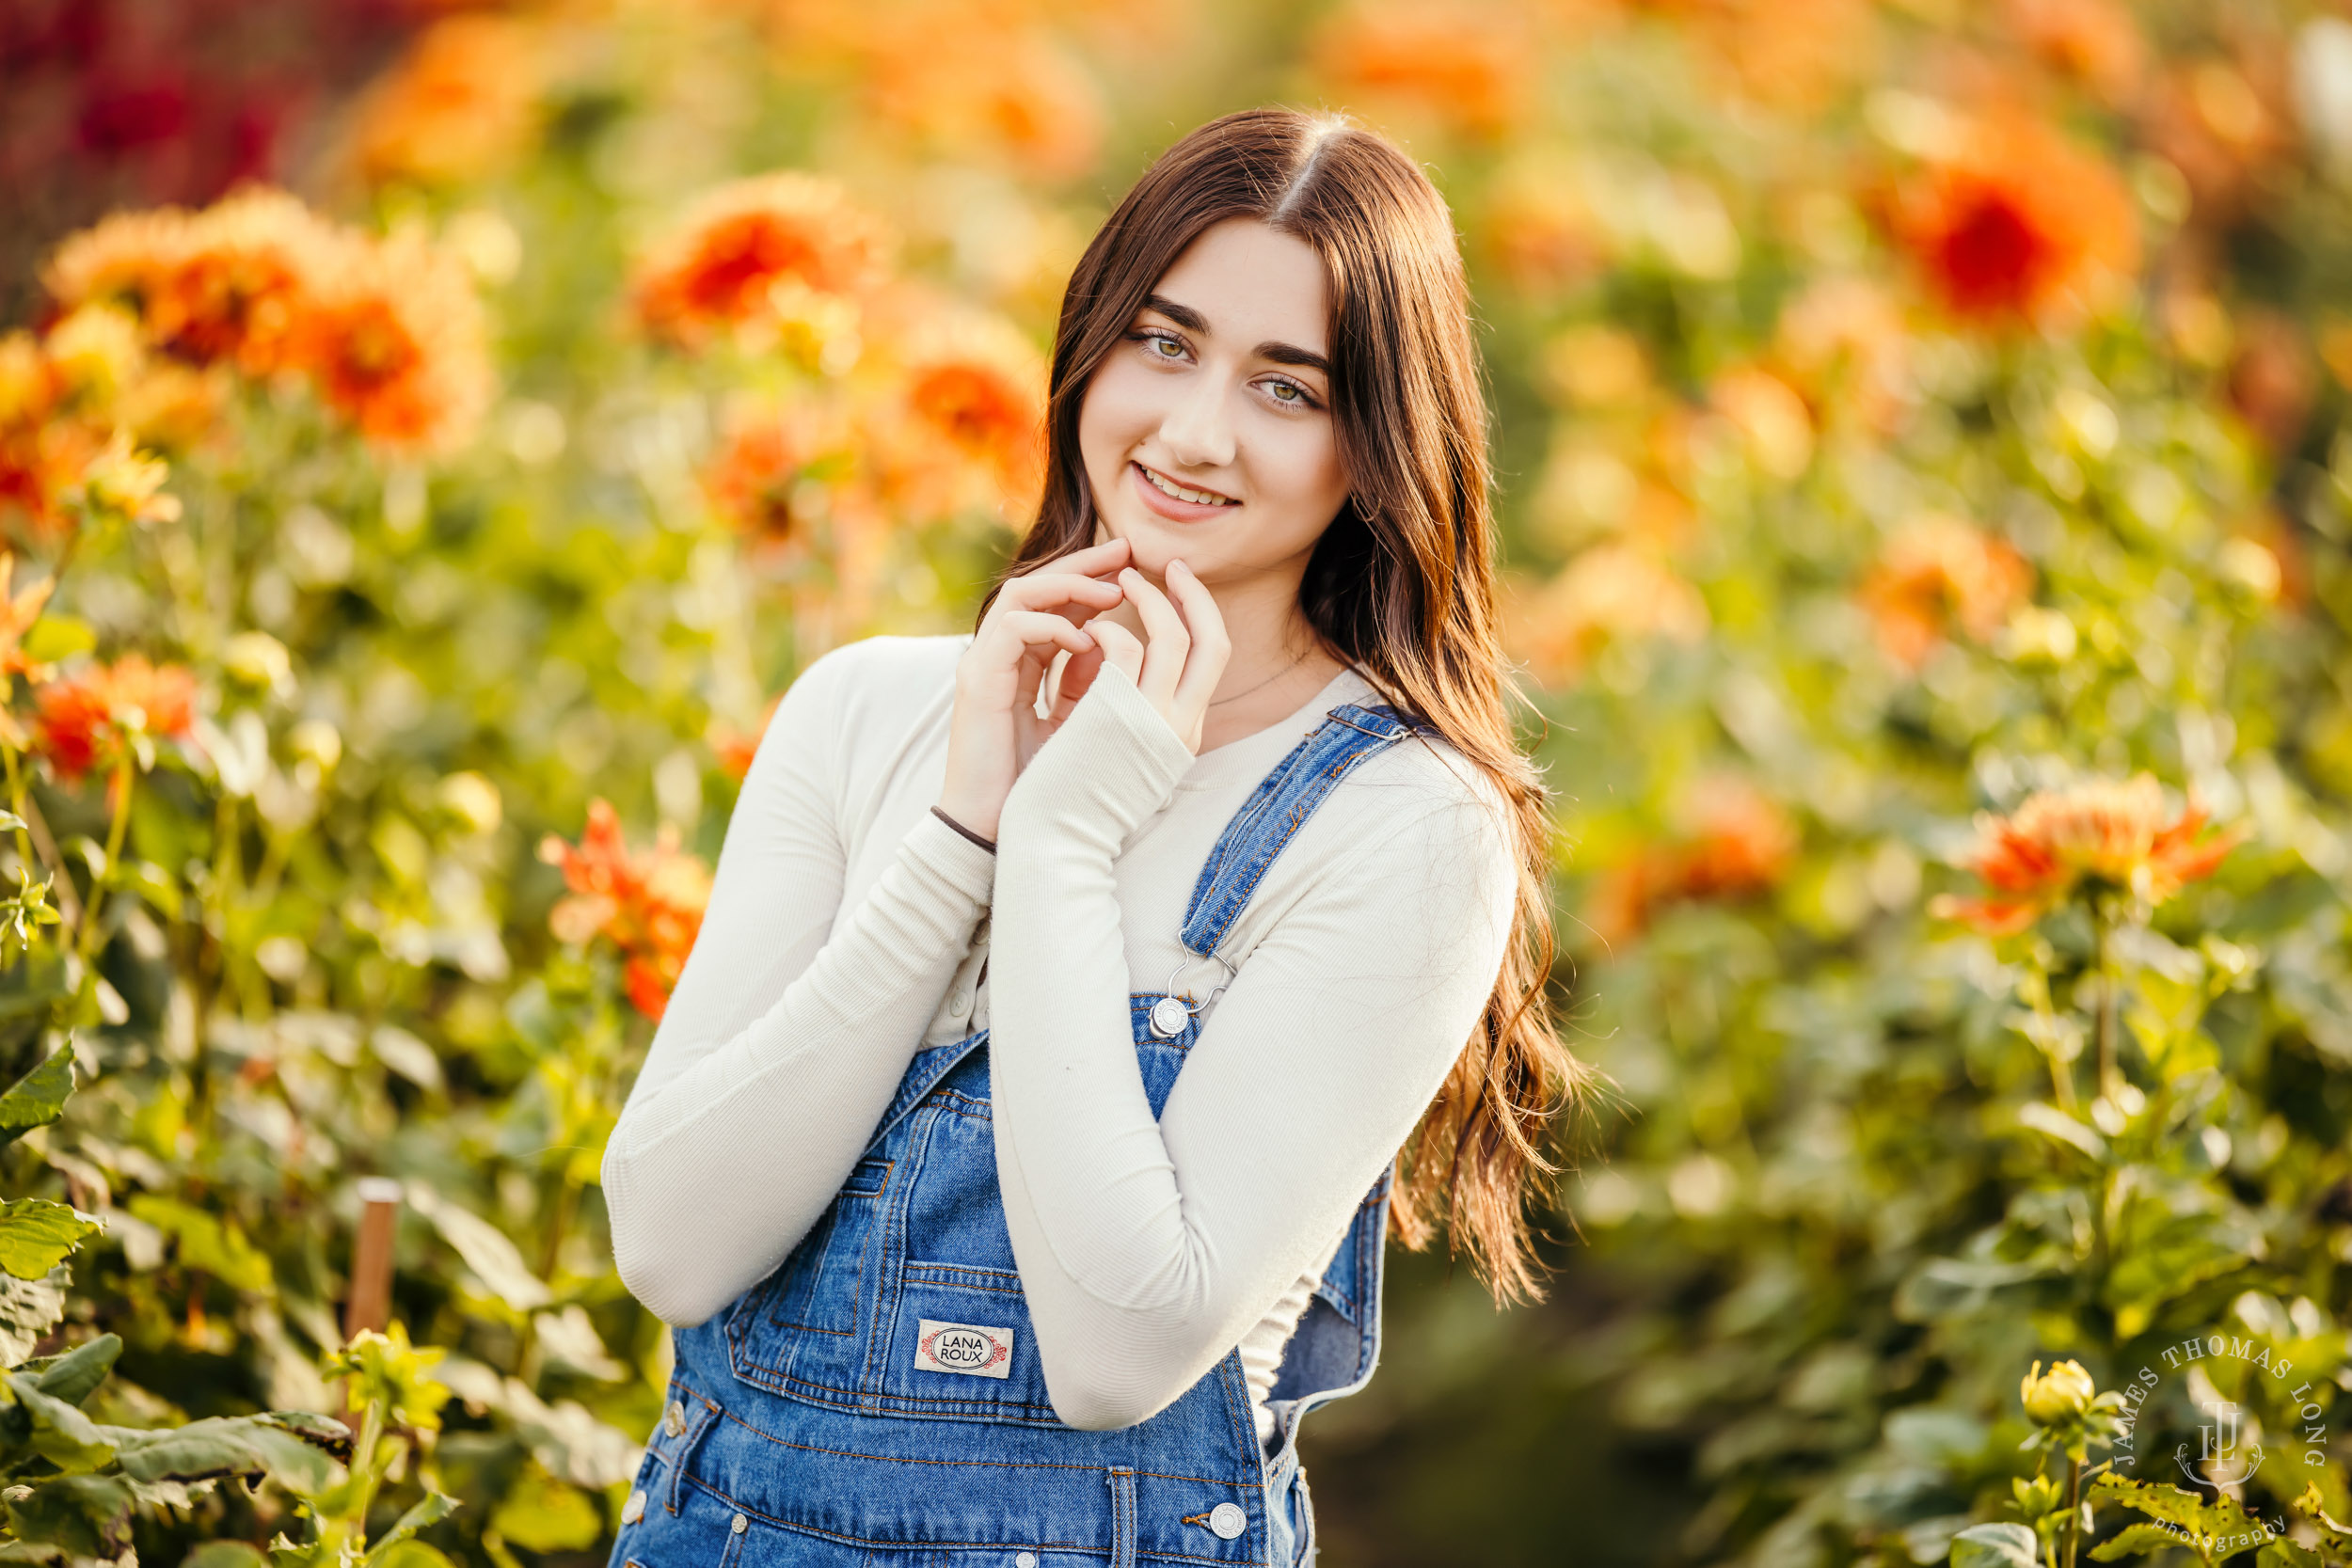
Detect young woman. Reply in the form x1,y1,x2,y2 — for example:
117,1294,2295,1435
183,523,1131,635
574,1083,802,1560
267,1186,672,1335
602,106,1585,1567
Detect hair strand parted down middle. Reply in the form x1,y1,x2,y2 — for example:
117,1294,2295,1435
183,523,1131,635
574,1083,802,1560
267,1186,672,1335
980,105,1601,1305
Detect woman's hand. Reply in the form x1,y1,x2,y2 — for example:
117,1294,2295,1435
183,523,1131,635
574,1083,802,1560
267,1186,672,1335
1086,560,1232,753
935,536,1131,841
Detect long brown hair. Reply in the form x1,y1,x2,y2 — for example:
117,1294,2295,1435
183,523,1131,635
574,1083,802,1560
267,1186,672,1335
980,106,1595,1304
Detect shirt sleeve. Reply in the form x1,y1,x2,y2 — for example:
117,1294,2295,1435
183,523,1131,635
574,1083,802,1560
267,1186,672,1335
988,664,1518,1430
602,641,996,1327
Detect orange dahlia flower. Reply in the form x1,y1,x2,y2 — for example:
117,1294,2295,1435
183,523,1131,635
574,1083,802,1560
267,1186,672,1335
298,232,493,453
34,656,198,781
538,800,713,1022
1931,775,2243,935
896,314,1047,503
1588,777,1800,945
0,556,55,683
351,14,543,187
702,400,842,547
1311,2,1534,141
1857,514,2032,668
2006,0,2144,103
1505,545,1709,687
863,25,1107,182
47,190,334,378
1882,111,2138,325
633,175,894,351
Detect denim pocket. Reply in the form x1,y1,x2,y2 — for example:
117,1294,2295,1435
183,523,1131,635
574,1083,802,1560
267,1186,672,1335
726,1155,893,1386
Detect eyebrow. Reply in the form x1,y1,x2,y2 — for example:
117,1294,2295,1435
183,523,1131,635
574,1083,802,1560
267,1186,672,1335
1141,293,1331,376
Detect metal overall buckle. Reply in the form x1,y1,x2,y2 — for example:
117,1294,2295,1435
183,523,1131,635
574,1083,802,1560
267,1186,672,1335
1148,951,1236,1038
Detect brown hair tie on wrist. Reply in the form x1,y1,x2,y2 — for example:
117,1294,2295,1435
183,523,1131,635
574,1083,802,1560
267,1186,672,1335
930,805,996,853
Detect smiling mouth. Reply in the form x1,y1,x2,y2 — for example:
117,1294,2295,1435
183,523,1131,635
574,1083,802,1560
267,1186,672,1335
1135,462,1239,507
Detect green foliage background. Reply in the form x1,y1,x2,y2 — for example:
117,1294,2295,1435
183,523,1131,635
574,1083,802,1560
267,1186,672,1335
6,0,2352,1563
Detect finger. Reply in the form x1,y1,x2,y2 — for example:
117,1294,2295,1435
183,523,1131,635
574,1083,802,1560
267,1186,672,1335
1037,534,1132,576
1089,618,1146,688
1049,641,1105,721
1007,537,1133,595
1163,558,1233,713
981,610,1097,672
992,571,1126,626
1118,567,1191,706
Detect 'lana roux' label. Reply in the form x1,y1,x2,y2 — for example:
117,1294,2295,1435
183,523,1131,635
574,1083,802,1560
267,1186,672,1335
914,1319,1013,1379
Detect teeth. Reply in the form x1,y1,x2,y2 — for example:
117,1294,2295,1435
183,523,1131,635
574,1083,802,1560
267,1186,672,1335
1140,466,1235,506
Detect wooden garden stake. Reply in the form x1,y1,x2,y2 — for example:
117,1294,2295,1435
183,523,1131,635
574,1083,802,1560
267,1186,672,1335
345,1177,403,1342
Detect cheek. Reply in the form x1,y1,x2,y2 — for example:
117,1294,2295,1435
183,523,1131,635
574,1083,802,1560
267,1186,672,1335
1249,418,1349,517
1077,362,1159,474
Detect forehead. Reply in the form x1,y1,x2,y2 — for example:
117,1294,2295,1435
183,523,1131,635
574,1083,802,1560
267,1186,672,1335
1149,217,1330,357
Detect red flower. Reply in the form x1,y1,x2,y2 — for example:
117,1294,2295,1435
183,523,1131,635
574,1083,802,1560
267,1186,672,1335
537,800,713,1022
297,231,492,453
1931,775,2242,935
1882,111,2138,325
34,655,198,780
633,174,893,352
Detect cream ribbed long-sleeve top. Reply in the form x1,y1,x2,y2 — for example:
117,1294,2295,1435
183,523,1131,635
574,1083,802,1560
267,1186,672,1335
602,633,1517,1448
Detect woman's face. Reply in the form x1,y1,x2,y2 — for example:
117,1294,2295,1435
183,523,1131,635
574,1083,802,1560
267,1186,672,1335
1076,217,1350,593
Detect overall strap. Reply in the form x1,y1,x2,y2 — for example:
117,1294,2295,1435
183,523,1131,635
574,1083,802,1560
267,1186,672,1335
1178,701,1425,959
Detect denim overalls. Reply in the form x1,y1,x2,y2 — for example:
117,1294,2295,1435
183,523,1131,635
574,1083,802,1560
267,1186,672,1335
611,701,1426,1568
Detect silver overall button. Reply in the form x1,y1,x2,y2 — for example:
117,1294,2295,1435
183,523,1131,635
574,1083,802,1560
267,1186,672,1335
620,1489,645,1525
663,1399,686,1437
1015,1556,1037,1568
732,1513,749,1535
1148,995,1188,1037
1209,1501,1248,1539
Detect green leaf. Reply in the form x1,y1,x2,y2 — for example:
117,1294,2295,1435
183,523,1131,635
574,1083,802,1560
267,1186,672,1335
0,1052,76,1148
0,1199,103,1281
105,1410,354,1492
1,1472,135,1558
125,1196,275,1293
18,1333,121,1407
486,1464,596,1552
408,1187,550,1311
1949,1522,2040,1568
2257,1541,2321,1568
2090,1522,2200,1560
369,1545,454,1568
18,617,93,665
364,1492,460,1565
184,1545,271,1568
2016,1101,2106,1160
0,1269,68,1364
1,1370,117,1472
2088,1474,2271,1554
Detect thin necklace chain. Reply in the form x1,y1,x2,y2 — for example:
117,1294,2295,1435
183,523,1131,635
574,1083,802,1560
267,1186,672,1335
1208,644,1311,706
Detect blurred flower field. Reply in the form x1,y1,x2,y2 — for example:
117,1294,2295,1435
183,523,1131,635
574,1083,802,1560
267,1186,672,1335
6,0,2352,1562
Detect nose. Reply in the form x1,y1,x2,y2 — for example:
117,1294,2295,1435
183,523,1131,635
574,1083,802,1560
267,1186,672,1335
1157,370,1235,472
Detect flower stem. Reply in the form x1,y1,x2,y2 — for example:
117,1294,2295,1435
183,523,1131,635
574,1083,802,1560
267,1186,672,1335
2062,1454,2082,1568
72,752,135,973
2092,910,2119,1103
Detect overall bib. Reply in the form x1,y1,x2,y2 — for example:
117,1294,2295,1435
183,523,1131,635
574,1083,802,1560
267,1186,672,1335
611,702,1426,1568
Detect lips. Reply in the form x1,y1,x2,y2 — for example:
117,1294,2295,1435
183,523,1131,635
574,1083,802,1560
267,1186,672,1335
1129,460,1239,520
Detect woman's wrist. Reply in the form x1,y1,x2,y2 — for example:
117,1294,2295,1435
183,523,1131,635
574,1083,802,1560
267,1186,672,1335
930,802,998,852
